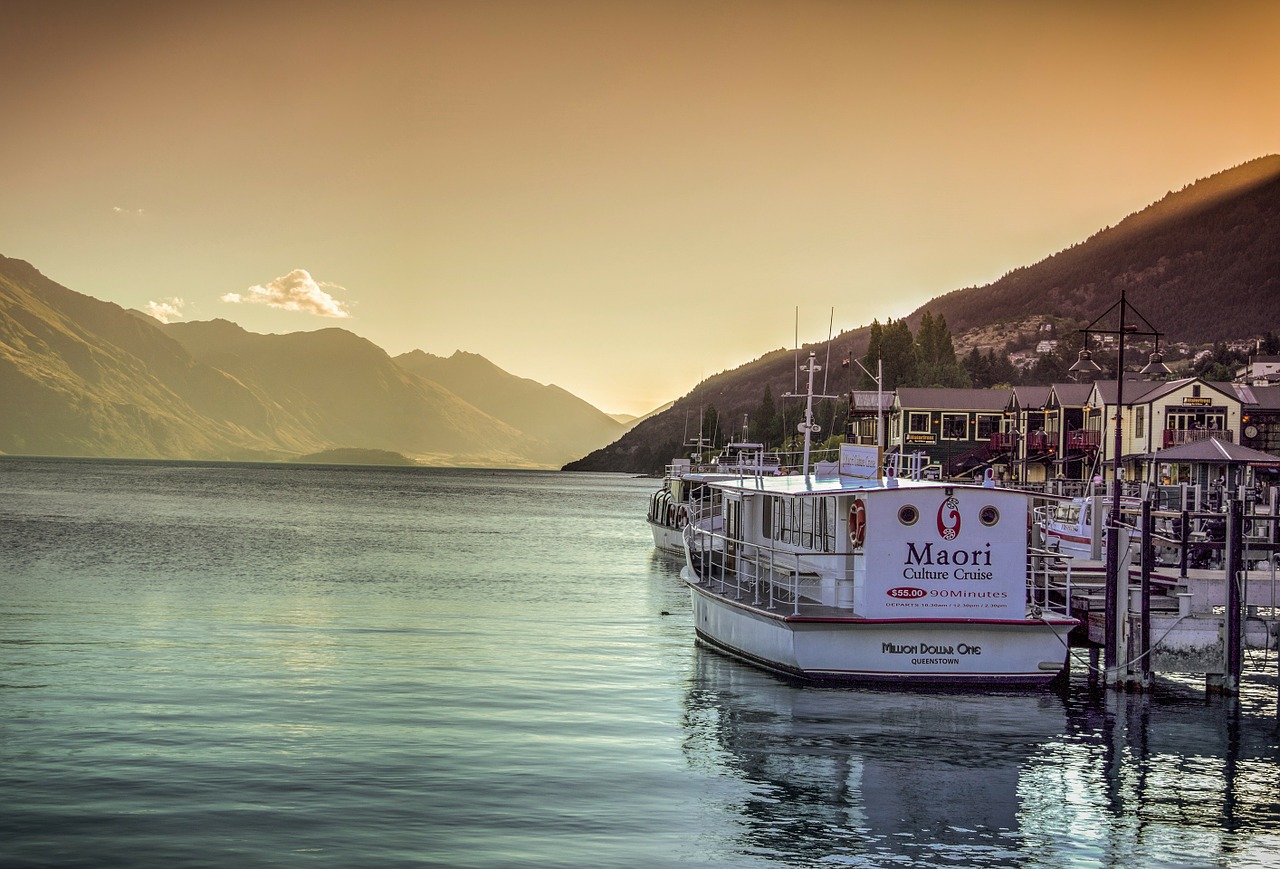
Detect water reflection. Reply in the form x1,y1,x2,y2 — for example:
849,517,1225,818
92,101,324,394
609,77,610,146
682,647,1280,867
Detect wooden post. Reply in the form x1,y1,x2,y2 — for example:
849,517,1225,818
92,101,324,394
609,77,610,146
1225,497,1244,695
1140,499,1153,689
1179,507,1189,579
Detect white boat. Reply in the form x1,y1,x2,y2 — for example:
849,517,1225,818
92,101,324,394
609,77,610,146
648,443,784,557
1037,494,1143,560
679,353,1078,686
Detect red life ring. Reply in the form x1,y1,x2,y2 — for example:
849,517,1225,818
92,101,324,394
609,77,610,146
676,506,690,529
848,499,867,548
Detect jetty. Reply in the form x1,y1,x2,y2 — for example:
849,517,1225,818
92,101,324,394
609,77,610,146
1036,488,1279,695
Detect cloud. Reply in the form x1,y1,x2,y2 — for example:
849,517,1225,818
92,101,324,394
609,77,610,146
145,297,185,323
221,269,351,318
112,206,144,216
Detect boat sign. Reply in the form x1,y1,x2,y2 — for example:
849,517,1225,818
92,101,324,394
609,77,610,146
839,443,882,479
861,488,1027,620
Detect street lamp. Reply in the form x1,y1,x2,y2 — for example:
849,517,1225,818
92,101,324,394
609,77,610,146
1068,287,1170,683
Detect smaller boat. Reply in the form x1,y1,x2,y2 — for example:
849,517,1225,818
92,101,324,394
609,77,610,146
648,443,784,557
1037,494,1145,560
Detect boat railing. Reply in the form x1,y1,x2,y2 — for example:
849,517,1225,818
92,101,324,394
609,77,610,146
684,522,852,616
1027,548,1074,619
686,521,1073,619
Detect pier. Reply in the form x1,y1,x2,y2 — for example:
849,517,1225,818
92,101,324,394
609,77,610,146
1040,491,1280,698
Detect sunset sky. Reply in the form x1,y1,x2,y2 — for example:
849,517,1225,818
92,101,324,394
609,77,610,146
3,1,1278,416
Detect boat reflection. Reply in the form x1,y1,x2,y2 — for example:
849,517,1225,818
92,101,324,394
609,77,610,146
681,646,1280,866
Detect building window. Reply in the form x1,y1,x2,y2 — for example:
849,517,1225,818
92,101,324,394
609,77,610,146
1135,406,1145,436
941,413,968,440
976,414,1000,439
908,412,931,434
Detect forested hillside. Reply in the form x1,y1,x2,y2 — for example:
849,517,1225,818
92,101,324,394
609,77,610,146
569,156,1280,474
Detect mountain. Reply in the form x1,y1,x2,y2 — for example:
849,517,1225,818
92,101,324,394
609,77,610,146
394,349,623,466
163,320,537,466
0,255,620,466
569,155,1280,474
0,255,296,459
913,155,1280,342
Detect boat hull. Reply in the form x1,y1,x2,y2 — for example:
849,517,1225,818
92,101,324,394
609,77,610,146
649,519,685,557
686,569,1074,686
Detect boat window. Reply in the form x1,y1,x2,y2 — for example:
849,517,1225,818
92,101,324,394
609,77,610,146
820,497,835,552
726,499,741,541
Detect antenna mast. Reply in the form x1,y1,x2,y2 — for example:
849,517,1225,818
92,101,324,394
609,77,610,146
784,351,841,482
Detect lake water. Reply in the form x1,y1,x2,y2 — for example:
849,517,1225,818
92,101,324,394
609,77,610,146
2,458,1278,868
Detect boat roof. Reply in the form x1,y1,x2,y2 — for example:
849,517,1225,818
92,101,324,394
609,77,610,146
703,471,947,498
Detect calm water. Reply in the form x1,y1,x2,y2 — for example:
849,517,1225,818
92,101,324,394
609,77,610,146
2,458,1278,868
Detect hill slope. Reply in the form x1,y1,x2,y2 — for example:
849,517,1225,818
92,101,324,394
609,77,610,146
0,256,615,466
913,155,1280,341
571,156,1280,474
0,255,297,459
395,349,624,466
164,320,536,465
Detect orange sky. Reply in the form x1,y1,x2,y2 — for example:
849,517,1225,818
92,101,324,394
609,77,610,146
3,1,1278,416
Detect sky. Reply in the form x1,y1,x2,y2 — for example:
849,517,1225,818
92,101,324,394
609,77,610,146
3,1,1279,416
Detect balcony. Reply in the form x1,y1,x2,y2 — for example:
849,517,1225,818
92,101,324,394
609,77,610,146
1066,429,1101,452
1162,428,1233,448
987,432,1018,453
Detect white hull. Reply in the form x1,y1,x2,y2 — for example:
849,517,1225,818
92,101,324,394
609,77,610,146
685,568,1075,685
650,519,685,557
1044,527,1094,559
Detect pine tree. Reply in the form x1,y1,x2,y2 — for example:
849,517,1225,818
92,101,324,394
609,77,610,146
750,386,779,447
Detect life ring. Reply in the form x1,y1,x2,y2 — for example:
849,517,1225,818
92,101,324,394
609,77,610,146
676,506,690,529
848,499,867,548
667,504,675,526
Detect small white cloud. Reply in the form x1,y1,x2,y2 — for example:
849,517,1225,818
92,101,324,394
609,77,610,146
145,297,185,323
112,206,145,216
221,269,350,318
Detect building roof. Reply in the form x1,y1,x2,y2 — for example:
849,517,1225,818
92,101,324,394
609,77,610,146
1047,383,1093,407
1011,385,1051,409
894,387,1012,411
1215,382,1258,404
1247,385,1280,410
1142,438,1280,464
849,390,894,412
1092,378,1172,406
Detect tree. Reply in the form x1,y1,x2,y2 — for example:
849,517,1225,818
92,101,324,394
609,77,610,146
879,319,918,389
915,311,969,387
699,405,722,450
859,320,885,390
749,386,780,447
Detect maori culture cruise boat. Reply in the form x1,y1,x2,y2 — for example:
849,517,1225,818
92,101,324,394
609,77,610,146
680,354,1077,686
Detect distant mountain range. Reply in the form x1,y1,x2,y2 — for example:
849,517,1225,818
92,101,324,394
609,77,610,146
569,155,1280,474
8,156,1278,471
0,255,625,467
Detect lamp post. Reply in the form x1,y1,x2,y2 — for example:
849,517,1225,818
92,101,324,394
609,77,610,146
854,356,884,449
1068,287,1170,684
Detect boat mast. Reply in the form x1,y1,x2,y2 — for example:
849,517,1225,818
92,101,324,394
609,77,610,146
786,351,840,480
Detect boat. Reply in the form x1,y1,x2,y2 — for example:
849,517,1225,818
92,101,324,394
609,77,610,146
648,442,785,557
679,353,1078,686
1038,494,1114,559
